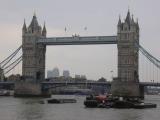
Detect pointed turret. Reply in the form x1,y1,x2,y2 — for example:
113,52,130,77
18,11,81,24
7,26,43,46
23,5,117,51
28,13,41,34
131,14,135,24
118,15,121,26
130,14,137,31
29,13,39,28
136,18,139,30
42,22,47,37
125,10,131,25
117,15,122,32
22,19,27,34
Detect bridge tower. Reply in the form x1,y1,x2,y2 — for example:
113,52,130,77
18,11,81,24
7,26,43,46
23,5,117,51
22,14,46,82
111,11,140,98
14,14,49,97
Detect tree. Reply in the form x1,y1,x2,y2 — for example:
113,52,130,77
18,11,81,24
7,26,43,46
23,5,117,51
98,77,107,82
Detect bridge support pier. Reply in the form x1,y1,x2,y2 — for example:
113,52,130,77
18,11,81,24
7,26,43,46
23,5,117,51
111,79,140,98
14,82,51,97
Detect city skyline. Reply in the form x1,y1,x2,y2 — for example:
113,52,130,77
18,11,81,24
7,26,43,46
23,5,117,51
0,0,160,81
47,67,87,79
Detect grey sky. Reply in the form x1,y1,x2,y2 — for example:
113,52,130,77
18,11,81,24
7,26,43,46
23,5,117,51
0,0,160,81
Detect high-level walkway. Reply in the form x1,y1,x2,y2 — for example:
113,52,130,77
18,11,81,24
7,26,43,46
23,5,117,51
38,36,117,45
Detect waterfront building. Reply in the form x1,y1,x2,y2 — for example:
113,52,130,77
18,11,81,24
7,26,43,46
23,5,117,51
47,67,60,78
75,75,86,80
47,70,53,78
63,70,70,78
75,75,81,79
52,67,59,77
81,75,86,80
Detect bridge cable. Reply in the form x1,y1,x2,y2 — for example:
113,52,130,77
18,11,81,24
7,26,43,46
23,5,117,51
3,56,22,70
137,44,160,69
4,58,22,75
137,43,160,82
0,45,22,65
0,45,22,68
139,44,160,63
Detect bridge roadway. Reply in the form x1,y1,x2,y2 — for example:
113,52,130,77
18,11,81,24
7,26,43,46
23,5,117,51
41,81,160,87
37,36,117,45
1,81,160,89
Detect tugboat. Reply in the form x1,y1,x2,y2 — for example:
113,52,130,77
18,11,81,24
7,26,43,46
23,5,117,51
84,94,114,108
84,95,157,109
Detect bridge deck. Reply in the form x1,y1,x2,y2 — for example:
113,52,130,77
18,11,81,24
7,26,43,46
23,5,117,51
1,81,160,87
38,36,117,45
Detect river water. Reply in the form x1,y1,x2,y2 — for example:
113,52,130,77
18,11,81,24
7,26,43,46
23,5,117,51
0,95,160,120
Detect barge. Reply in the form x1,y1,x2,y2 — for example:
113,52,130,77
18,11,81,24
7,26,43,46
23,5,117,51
84,95,157,109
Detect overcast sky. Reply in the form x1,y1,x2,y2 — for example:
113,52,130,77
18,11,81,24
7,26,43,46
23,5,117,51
0,0,160,81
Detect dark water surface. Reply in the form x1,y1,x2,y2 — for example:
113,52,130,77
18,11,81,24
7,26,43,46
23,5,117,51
0,95,160,120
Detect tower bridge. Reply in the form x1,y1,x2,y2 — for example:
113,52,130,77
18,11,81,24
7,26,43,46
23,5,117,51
0,11,160,98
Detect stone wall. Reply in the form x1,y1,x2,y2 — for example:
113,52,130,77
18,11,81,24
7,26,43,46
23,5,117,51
111,78,140,97
14,82,42,96
111,11,140,98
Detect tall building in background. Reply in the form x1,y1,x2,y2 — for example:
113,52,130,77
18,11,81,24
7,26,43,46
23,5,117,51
47,70,53,78
63,70,70,78
75,75,81,79
53,67,59,77
81,75,86,79
47,67,60,78
75,74,86,79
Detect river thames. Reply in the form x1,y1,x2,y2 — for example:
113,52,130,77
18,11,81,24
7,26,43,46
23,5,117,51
0,95,159,120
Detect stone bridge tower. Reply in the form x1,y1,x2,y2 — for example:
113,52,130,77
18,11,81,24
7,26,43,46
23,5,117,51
111,11,140,98
14,14,49,97
22,14,46,83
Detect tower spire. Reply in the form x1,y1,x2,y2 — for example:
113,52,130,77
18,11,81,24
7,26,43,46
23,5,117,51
33,10,36,17
42,21,47,37
131,14,135,24
118,15,121,26
28,12,41,34
22,19,27,34
125,9,131,24
136,18,139,30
